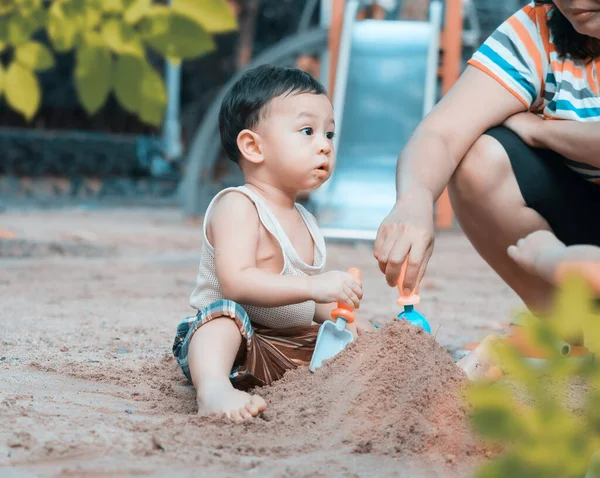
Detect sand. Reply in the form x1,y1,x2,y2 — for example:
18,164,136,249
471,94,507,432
0,207,522,477
258,320,488,464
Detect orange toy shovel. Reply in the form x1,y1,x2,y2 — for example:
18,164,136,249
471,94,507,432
309,268,361,372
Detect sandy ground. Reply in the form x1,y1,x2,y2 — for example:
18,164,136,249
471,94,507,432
0,207,522,477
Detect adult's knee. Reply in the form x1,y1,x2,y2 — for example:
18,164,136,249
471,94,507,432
448,134,512,204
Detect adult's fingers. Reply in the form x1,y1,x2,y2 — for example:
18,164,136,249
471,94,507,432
415,244,434,287
402,233,432,293
373,221,389,261
375,232,397,275
385,237,411,287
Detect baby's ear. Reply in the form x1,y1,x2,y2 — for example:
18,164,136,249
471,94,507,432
237,129,264,165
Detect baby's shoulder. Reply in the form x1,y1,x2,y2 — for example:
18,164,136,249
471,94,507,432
209,190,260,226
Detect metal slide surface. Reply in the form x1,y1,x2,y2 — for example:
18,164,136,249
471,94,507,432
311,16,438,239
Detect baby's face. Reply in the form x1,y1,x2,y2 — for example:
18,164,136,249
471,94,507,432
254,92,335,191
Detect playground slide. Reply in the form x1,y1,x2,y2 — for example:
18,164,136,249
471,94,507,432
310,1,443,240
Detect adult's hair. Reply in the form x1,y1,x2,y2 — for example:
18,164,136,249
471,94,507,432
219,64,327,163
535,0,600,59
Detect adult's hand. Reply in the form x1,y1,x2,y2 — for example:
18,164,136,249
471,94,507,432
372,67,527,292
373,191,435,291
503,112,544,148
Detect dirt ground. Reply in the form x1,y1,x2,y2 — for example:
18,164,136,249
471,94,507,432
0,206,522,477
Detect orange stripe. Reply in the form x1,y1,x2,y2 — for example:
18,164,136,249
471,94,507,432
535,5,552,60
542,112,564,120
467,59,529,109
552,60,585,79
507,15,544,92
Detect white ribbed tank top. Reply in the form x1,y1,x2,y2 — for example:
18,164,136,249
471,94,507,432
189,185,327,328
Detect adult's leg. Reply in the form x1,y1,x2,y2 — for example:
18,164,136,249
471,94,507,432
448,133,553,312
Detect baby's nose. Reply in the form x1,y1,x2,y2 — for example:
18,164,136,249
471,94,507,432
319,138,332,154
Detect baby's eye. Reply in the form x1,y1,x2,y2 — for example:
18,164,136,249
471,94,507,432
326,131,335,140
301,127,313,136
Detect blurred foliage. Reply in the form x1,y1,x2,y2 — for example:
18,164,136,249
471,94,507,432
0,0,237,125
467,274,600,478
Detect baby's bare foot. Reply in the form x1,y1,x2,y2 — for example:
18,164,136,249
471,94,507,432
457,335,503,382
198,380,267,422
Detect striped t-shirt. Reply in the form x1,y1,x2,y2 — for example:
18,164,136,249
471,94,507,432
468,1,600,184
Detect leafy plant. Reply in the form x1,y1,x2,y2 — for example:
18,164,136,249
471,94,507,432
467,274,600,478
0,0,237,125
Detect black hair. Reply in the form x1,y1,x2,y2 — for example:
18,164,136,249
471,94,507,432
218,64,327,163
535,0,600,59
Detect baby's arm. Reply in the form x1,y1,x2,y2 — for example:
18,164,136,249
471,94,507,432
211,193,362,308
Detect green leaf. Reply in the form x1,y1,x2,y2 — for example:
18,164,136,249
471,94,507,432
466,384,526,441
476,455,543,478
102,18,144,56
139,62,166,125
114,54,144,113
81,30,107,49
0,2,14,15
7,11,41,45
102,0,124,13
15,41,55,71
0,63,4,94
5,61,40,120
48,3,78,52
16,0,43,17
140,7,215,60
74,42,113,115
0,19,7,52
173,0,237,33
138,5,170,37
123,0,151,25
85,8,102,30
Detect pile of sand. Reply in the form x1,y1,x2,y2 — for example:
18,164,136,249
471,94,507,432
256,320,487,466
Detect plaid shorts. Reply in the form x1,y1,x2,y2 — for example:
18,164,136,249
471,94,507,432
173,299,319,390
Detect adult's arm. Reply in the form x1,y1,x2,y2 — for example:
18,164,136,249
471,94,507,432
536,120,600,168
374,66,527,290
503,112,600,168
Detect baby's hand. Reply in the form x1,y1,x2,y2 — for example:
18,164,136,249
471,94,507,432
507,230,566,283
308,271,363,308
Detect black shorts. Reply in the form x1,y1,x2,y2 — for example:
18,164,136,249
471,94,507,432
484,126,600,247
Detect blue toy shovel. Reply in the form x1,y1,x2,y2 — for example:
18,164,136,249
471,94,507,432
309,267,361,372
396,261,431,333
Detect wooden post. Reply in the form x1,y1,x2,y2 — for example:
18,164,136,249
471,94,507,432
436,0,463,229
235,0,259,69
328,0,346,97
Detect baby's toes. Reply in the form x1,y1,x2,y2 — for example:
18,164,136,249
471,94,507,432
239,407,253,420
226,409,244,423
250,395,267,414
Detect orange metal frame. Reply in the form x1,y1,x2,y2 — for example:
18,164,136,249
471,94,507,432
326,0,462,229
